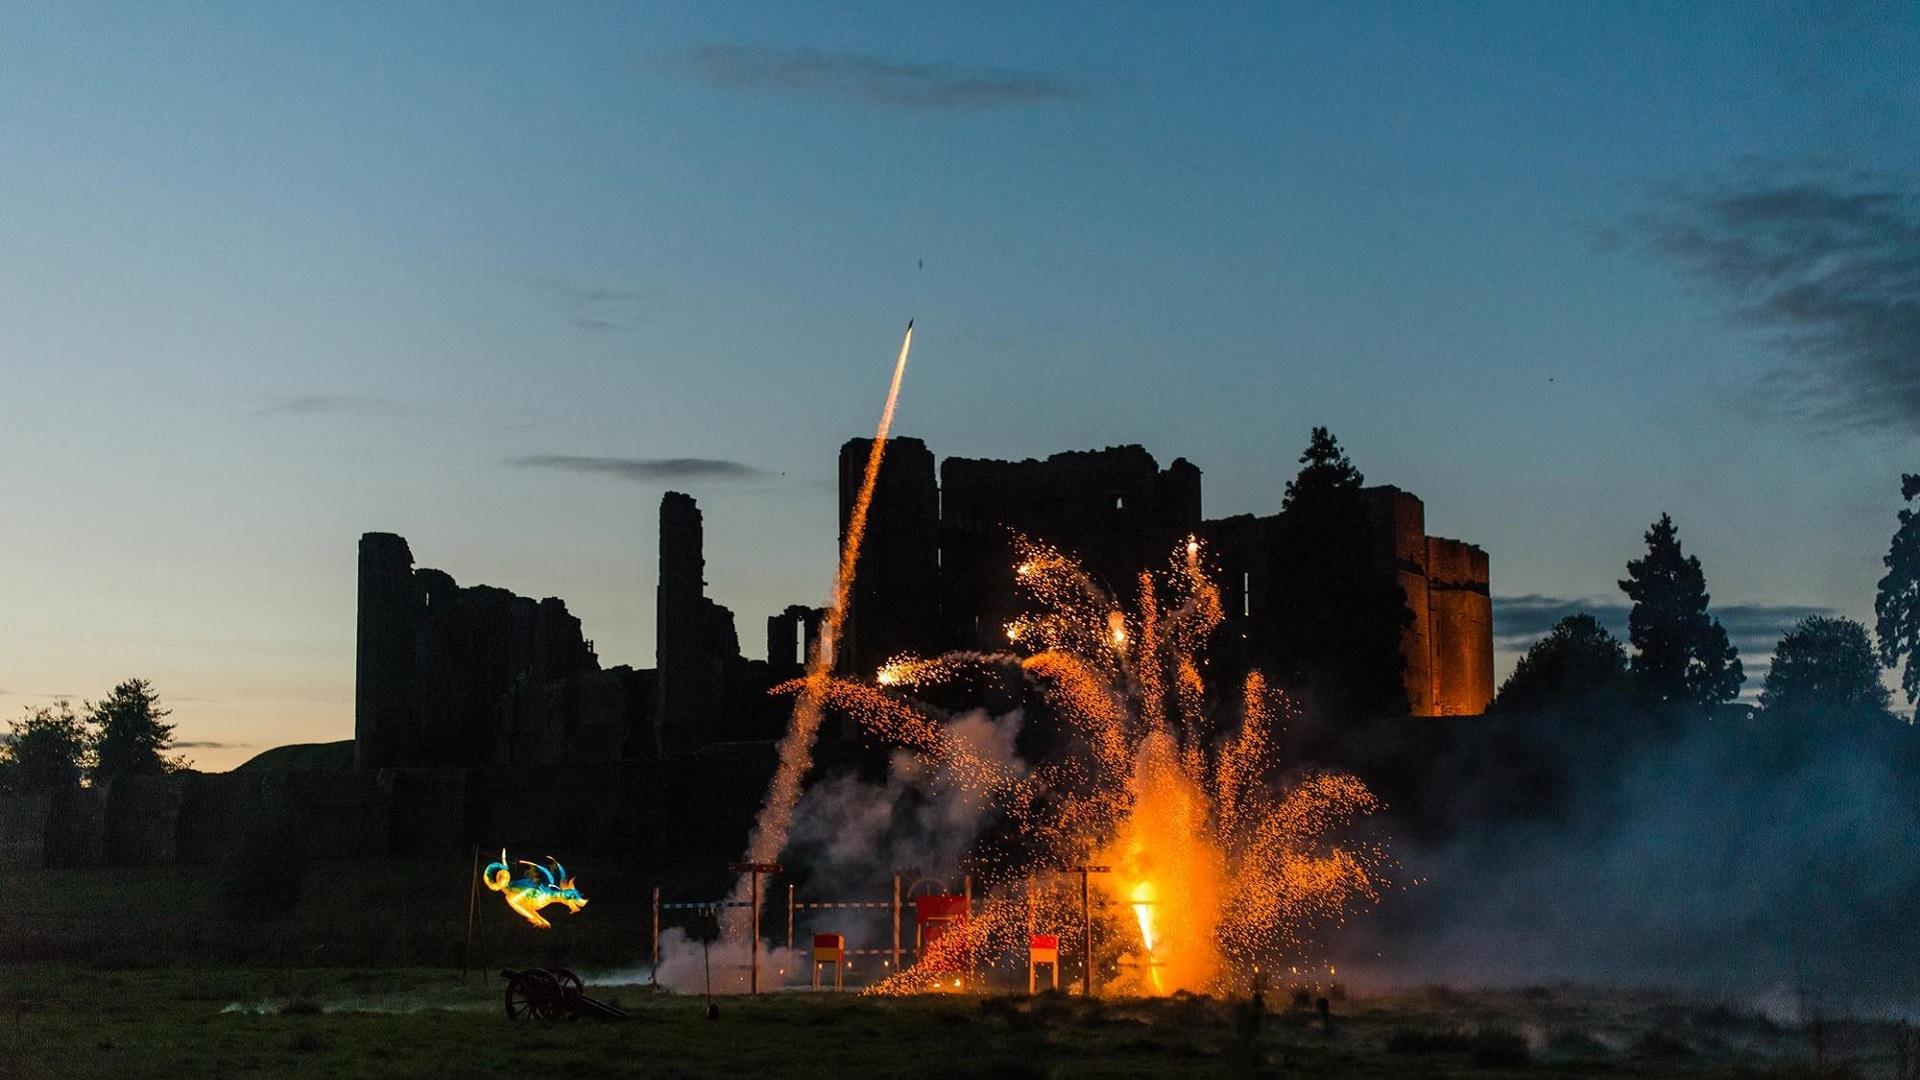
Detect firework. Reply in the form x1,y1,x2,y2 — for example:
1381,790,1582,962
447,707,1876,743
722,321,915,946
799,536,1388,996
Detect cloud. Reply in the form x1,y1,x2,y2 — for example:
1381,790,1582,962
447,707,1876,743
173,740,250,750
1495,594,1838,661
1492,594,1631,651
506,454,766,482
1714,602,1845,660
529,277,675,333
252,394,418,418
1634,165,1920,433
668,44,1075,110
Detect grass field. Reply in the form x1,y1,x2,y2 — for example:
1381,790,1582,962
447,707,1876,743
1,865,1908,1078
0,966,1902,1080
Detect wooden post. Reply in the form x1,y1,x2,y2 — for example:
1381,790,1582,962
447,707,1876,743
651,886,661,985
1079,868,1090,997
787,883,795,952
891,874,902,972
730,861,782,996
1067,864,1109,997
463,845,480,983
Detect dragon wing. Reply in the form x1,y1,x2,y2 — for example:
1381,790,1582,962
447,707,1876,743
517,859,556,887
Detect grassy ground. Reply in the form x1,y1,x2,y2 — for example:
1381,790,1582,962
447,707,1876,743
0,966,1901,1080
0,859,692,968
1,866,1907,1077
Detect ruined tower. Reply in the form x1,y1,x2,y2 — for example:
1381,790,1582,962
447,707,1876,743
1425,537,1493,715
355,531,606,769
355,532,418,770
838,437,940,676
655,492,743,753
1361,487,1435,717
766,604,826,674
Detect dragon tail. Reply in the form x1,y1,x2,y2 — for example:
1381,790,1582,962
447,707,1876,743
482,847,512,892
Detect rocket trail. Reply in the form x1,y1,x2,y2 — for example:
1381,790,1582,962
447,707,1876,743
724,320,914,935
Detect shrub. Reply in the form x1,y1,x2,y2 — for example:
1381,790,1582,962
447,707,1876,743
1468,1028,1531,1067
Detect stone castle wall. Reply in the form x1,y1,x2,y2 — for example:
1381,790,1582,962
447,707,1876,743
0,739,778,870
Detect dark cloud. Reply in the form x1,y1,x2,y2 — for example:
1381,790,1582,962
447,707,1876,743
669,45,1075,111
252,394,418,418
1493,594,1630,651
173,740,249,750
1714,601,1845,660
1495,593,1838,661
506,454,766,482
1635,166,1920,432
529,277,675,333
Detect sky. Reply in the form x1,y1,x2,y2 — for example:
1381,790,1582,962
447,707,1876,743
2,2,1916,770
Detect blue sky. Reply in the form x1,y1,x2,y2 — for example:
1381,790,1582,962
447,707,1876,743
2,2,1916,767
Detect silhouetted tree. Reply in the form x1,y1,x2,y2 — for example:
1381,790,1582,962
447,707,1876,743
1875,473,1920,722
1618,514,1743,709
89,678,185,781
1262,428,1411,718
1493,614,1631,713
0,700,91,792
1759,616,1893,720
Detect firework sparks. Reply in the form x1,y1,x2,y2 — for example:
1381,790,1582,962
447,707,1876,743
792,536,1388,995
723,321,914,944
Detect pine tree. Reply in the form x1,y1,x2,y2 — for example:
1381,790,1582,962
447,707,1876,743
88,678,184,781
1262,428,1412,718
1618,514,1743,709
1875,473,1920,722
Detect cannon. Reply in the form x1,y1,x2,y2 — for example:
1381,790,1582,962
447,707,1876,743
499,967,631,1021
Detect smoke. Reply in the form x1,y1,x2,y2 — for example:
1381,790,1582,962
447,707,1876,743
652,927,810,995
652,708,1023,993
1348,712,1920,1013
788,709,1025,892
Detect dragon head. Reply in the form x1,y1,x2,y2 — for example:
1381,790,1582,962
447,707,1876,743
549,858,588,912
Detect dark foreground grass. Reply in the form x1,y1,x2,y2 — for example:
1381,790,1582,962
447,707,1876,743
0,967,1899,1080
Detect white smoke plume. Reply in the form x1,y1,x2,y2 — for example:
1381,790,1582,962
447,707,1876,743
654,708,1023,993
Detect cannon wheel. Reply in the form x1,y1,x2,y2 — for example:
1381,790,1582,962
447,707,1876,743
551,969,583,1021
505,969,562,1021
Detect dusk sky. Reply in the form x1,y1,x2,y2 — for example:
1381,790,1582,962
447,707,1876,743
3,3,1916,769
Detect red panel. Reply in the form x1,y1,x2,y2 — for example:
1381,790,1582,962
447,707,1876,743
915,895,969,922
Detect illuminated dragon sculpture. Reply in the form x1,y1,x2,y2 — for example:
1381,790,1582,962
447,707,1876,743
483,850,588,929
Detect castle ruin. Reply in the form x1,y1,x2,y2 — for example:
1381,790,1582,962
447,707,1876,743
1,434,1490,869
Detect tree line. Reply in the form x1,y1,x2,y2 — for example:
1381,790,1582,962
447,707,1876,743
1496,479,1920,727
0,678,185,795
1247,428,1919,728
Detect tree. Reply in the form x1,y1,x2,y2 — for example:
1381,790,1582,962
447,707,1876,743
89,678,185,781
1261,427,1412,718
1,700,91,791
1493,614,1631,713
1875,473,1920,721
1618,514,1743,709
1759,616,1893,720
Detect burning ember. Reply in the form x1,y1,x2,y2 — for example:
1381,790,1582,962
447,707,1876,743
790,537,1387,995
483,850,588,929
